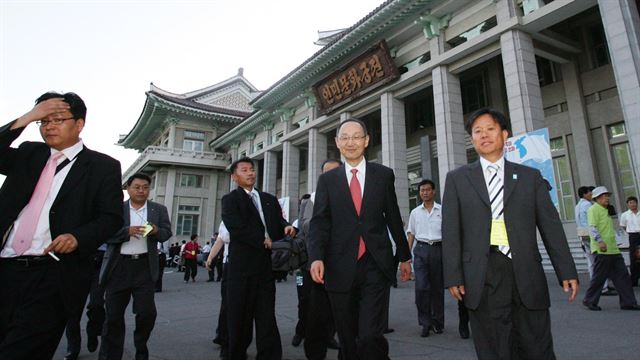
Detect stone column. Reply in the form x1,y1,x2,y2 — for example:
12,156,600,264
168,124,176,148
432,66,467,194
380,92,410,222
207,171,219,238
500,29,545,135
307,128,327,193
561,60,598,186
165,168,177,222
262,151,278,194
282,141,300,219
598,0,640,182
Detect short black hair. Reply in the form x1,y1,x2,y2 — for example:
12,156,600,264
190,234,198,240
418,179,435,190
230,157,254,173
321,159,342,170
465,108,509,135
577,186,595,199
301,194,311,200
337,118,368,136
126,173,152,187
35,92,87,121
627,196,638,203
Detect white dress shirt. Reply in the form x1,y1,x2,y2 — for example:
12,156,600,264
479,156,505,189
620,209,640,233
218,221,230,263
345,158,366,196
244,187,269,238
407,202,442,243
120,200,149,255
2,140,84,258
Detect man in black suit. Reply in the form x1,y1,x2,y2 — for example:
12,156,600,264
221,157,296,360
99,173,172,360
0,92,123,359
442,108,579,359
309,118,412,360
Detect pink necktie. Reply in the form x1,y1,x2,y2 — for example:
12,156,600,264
12,152,65,255
349,169,366,260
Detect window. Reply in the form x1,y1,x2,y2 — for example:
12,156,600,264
589,24,610,69
608,123,638,201
183,130,205,152
254,142,264,152
536,57,562,87
550,137,575,221
180,174,203,188
272,131,284,144
461,72,488,114
299,149,308,171
176,205,200,236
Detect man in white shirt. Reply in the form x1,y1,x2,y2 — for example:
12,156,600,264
619,196,640,287
407,179,445,338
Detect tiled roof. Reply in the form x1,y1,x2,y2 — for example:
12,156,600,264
149,90,254,118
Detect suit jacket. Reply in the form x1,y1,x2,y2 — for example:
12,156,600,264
0,121,124,311
442,159,578,310
221,187,290,278
308,162,411,292
99,200,172,285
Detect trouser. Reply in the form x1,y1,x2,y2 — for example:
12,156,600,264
413,242,444,329
100,256,157,360
156,252,166,291
628,233,640,286
184,258,197,281
295,269,336,360
583,254,638,308
468,250,556,360
580,236,611,290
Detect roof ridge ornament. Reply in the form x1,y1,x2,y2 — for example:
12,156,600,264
415,11,451,39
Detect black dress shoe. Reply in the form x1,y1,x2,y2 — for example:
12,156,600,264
420,326,430,337
383,328,394,334
291,334,303,347
621,304,640,310
583,301,602,311
601,289,617,296
459,323,470,339
87,333,99,352
64,352,79,360
431,325,443,334
326,337,340,349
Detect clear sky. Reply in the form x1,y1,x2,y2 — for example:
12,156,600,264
0,0,384,176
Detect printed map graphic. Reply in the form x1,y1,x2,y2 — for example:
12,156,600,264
504,128,559,208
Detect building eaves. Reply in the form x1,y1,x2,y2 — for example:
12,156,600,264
150,90,253,118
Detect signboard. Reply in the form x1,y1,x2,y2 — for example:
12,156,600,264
504,128,559,209
312,40,400,115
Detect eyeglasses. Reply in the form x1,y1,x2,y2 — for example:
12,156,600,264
36,118,74,127
131,185,151,192
336,134,367,142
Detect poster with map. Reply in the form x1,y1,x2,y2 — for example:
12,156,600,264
504,128,559,209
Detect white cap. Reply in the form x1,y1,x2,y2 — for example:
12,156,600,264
592,186,610,199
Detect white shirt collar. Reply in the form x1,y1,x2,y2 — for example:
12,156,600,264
421,202,441,211
344,158,366,176
479,155,505,173
51,139,84,161
129,200,148,212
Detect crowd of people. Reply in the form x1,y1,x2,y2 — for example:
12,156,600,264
0,92,637,360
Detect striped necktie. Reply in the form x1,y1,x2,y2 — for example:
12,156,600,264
487,164,511,258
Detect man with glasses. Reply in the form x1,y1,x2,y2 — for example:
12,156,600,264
99,173,172,360
0,92,123,359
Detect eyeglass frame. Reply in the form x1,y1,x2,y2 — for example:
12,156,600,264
336,134,368,143
35,118,76,127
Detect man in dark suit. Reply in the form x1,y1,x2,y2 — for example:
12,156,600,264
442,108,579,359
99,173,172,360
0,92,124,359
221,157,296,360
309,118,412,360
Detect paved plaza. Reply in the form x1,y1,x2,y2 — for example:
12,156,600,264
56,269,640,359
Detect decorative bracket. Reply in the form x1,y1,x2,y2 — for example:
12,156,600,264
415,12,451,39
275,107,296,122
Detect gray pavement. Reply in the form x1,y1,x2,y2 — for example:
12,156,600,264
56,269,640,360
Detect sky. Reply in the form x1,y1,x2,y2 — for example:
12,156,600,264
0,0,385,177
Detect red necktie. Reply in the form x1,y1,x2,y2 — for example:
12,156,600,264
12,152,65,255
350,169,366,260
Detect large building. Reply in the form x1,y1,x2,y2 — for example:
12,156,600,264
120,0,640,269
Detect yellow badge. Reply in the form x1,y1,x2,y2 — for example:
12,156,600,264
490,219,509,246
141,223,153,237
191,251,196,256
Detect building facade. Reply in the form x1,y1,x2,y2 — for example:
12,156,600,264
122,0,640,267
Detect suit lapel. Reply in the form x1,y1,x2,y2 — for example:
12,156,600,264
336,165,359,217
466,161,491,208
239,187,262,221
360,162,377,218
53,147,89,207
123,201,131,226
503,161,518,205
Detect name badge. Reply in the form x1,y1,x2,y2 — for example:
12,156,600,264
490,219,509,246
191,251,196,256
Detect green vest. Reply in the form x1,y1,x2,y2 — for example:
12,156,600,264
588,203,620,255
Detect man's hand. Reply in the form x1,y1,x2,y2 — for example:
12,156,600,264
148,223,158,236
284,225,296,237
128,226,146,238
44,233,78,254
264,238,272,249
399,260,412,282
598,241,607,253
205,259,212,271
448,285,466,301
310,260,324,284
12,98,70,129
563,279,579,302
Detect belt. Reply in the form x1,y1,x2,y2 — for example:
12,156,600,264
1,256,55,267
120,253,148,259
417,240,441,246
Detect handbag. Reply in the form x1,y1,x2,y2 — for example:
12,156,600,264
271,235,308,272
